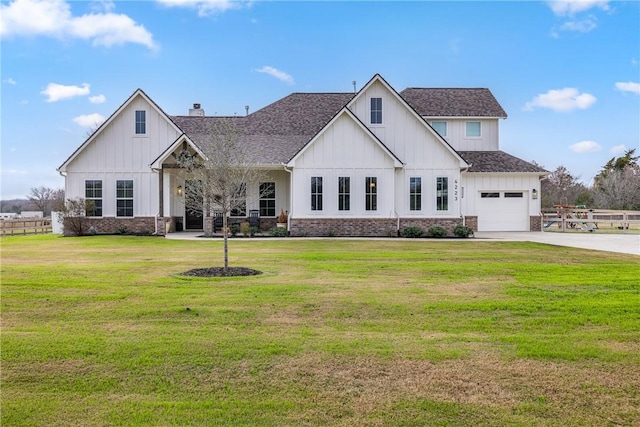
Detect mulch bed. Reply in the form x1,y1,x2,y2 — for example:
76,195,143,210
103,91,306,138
181,267,263,277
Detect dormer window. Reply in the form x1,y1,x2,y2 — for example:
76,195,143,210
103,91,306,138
370,97,382,124
135,110,146,134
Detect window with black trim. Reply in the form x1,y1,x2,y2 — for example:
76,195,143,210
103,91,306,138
116,180,133,217
365,177,377,211
481,192,500,198
259,182,276,217
85,180,103,217
135,110,146,134
410,177,421,211
505,192,523,198
311,177,323,211
338,177,350,211
436,177,448,211
370,97,382,124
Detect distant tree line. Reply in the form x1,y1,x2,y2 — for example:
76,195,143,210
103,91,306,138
537,149,640,210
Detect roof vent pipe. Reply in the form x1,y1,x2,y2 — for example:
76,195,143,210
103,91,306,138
245,105,249,116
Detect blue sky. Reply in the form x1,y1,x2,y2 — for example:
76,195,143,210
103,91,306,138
1,0,638,200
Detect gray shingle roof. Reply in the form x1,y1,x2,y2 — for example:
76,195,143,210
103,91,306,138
171,93,354,164
400,88,507,118
458,151,548,173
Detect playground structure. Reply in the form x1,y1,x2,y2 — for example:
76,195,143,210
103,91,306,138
541,205,640,233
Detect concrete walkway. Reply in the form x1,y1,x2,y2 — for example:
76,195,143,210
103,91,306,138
165,231,639,256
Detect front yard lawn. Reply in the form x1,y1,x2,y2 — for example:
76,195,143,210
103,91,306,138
2,235,639,426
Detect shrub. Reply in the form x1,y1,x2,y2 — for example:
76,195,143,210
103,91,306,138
427,226,447,238
402,226,424,238
269,226,288,237
453,224,474,238
240,222,251,237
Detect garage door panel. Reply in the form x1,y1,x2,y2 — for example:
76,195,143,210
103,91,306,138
477,192,528,231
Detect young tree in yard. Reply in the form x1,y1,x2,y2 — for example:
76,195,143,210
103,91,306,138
28,186,64,216
593,149,640,210
57,198,95,236
177,118,271,272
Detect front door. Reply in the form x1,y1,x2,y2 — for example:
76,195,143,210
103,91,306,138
185,180,203,230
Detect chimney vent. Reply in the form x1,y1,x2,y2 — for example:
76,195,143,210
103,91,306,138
189,103,204,117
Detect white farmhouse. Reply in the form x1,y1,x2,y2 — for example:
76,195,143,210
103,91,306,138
57,74,547,236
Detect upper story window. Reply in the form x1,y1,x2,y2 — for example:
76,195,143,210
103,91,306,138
409,177,422,211
338,177,350,211
365,177,377,211
85,180,103,217
135,110,146,134
259,182,276,217
370,97,382,124
116,180,133,217
311,177,323,211
465,121,481,137
436,177,448,211
431,121,447,137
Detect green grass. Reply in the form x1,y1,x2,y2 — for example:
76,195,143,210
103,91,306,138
2,235,639,426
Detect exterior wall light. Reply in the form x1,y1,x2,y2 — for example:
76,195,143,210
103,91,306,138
532,189,538,199
177,185,183,196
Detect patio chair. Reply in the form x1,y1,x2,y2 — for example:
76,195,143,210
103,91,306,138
248,210,260,229
213,212,224,232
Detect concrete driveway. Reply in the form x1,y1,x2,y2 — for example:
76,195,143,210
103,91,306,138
474,231,640,256
166,231,639,256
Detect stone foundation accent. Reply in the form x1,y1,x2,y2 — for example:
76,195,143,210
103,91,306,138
530,215,542,231
399,217,463,236
463,216,478,232
290,218,397,237
63,216,157,236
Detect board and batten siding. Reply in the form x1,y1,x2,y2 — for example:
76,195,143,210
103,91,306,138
290,113,396,218
425,118,500,151
462,173,541,216
64,95,181,217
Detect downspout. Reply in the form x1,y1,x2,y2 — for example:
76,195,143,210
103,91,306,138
284,164,293,230
460,165,470,227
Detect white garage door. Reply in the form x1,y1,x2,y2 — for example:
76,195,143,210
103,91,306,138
477,191,529,231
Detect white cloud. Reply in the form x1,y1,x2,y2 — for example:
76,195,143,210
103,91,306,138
73,113,106,128
524,88,596,112
0,0,156,49
3,77,17,85
559,17,597,32
610,144,627,155
547,0,610,16
89,94,106,104
255,66,295,86
569,140,601,153
156,0,246,17
615,81,640,95
41,82,90,102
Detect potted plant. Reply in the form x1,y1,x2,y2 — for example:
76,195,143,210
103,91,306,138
276,209,288,228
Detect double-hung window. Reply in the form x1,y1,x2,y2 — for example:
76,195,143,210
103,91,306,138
436,177,449,211
365,177,377,211
135,110,146,135
259,182,276,216
409,177,422,211
370,97,382,124
85,180,103,217
338,177,350,211
311,177,323,211
116,180,133,217
465,121,481,137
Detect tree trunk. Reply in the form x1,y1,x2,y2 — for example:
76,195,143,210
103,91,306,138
222,212,229,271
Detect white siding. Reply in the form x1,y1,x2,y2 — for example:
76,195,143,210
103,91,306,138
64,94,181,217
290,113,396,218
425,118,500,151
